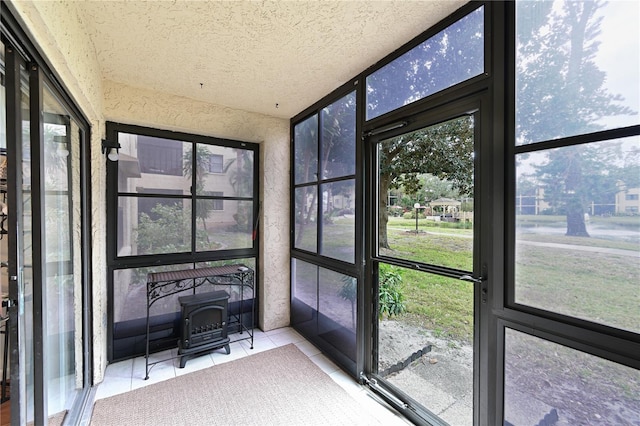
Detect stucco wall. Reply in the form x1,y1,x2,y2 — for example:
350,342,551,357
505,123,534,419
8,0,110,384
8,0,291,385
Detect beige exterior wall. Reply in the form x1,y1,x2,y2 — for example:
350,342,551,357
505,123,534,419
8,0,290,384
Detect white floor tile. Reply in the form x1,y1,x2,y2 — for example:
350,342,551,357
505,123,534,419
294,339,322,357
211,341,248,364
174,352,215,375
240,334,276,353
267,328,305,346
94,375,132,400
309,353,340,375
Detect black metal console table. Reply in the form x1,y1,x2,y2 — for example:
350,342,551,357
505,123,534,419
145,264,255,379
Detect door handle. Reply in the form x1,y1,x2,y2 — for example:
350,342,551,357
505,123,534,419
460,275,482,284
460,264,488,303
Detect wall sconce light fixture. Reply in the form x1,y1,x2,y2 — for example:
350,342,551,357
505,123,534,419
101,139,120,162
54,135,69,158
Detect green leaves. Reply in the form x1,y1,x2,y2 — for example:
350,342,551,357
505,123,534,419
379,264,407,318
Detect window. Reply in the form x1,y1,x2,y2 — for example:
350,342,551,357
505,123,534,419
212,191,223,211
514,1,640,335
138,135,183,176
209,154,223,173
293,91,356,263
106,122,259,361
366,5,484,120
511,3,639,424
626,194,639,201
291,89,358,375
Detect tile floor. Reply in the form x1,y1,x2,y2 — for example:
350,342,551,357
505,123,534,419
94,327,411,425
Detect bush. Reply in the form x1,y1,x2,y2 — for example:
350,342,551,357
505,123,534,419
379,264,407,317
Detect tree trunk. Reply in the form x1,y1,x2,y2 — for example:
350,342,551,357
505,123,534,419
379,173,390,249
565,197,590,237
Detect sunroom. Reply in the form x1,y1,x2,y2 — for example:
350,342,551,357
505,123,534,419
1,1,639,425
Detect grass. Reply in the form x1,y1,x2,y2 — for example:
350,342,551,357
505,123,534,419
384,215,640,343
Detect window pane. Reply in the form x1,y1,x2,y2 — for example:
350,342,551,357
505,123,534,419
516,1,640,145
195,144,254,197
195,257,257,304
378,116,474,271
291,259,318,334
504,328,640,425
320,92,356,179
320,180,355,263
195,199,253,251
294,114,318,185
117,196,192,256
515,137,640,333
117,133,191,194
112,264,192,360
294,186,318,252
318,268,356,363
366,6,484,120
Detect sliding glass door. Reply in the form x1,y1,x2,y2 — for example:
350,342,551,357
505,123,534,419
2,8,93,423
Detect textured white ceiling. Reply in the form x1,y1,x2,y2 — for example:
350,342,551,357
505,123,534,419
77,0,466,119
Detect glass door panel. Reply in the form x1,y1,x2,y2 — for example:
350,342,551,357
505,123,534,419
42,83,83,420
373,115,476,425
4,47,35,425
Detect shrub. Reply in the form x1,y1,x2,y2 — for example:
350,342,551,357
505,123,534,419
379,264,407,317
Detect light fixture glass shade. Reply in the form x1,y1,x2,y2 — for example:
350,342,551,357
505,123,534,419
107,147,119,161
56,143,69,157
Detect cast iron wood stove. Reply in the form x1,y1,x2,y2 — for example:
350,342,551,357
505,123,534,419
178,290,230,368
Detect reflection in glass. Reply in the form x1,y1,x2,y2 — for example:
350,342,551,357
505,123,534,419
294,114,318,185
321,92,356,179
118,196,192,256
504,329,640,425
515,137,640,333
292,259,318,314
195,199,253,251
377,264,473,425
377,116,474,271
318,268,356,362
367,6,484,120
516,1,639,145
19,60,35,423
291,259,318,334
42,83,81,418
294,186,318,253
320,180,355,263
195,145,254,197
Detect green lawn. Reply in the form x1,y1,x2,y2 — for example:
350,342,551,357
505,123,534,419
383,215,640,343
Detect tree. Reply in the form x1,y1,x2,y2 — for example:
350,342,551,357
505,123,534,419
183,145,215,244
379,116,474,248
225,149,254,232
517,1,636,236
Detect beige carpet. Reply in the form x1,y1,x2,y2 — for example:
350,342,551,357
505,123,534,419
91,344,380,425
